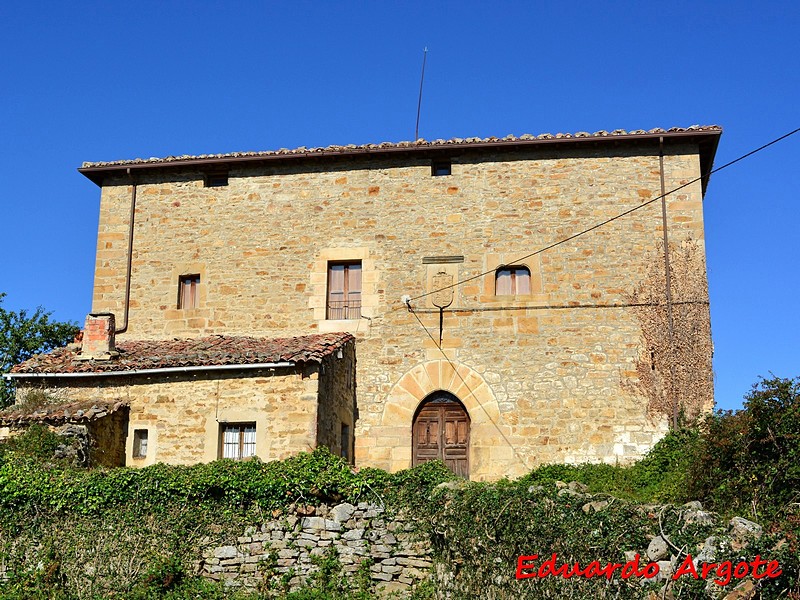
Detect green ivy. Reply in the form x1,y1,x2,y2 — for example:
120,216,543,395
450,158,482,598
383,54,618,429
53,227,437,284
1,377,799,599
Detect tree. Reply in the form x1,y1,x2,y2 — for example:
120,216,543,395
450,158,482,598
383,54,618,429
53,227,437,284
0,293,80,407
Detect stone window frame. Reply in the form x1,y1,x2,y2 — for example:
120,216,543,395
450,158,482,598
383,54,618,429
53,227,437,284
326,261,362,320
310,247,377,334
495,265,532,296
178,274,201,309
132,428,149,458
480,254,546,304
169,263,207,314
126,422,157,466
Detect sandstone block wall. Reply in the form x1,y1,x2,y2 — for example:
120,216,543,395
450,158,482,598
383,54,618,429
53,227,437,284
89,144,713,478
20,367,321,466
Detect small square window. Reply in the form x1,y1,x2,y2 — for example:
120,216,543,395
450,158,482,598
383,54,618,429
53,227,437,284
133,429,148,458
204,171,229,187
220,423,256,460
327,262,361,319
431,160,451,177
178,274,200,309
495,266,531,296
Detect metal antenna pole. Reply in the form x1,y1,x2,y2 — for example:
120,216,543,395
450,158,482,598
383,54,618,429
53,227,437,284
415,47,428,140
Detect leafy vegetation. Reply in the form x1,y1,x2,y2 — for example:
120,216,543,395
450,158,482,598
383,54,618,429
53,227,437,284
0,293,79,406
688,376,800,521
0,377,797,598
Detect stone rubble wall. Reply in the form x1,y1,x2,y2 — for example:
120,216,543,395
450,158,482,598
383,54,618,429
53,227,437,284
197,502,431,595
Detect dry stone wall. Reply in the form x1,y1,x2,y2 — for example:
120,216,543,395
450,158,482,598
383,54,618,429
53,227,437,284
197,502,431,596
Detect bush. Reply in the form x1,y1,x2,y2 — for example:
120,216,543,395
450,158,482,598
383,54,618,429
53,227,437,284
0,423,64,462
688,376,800,521
517,427,699,504
627,426,699,502
1,377,798,598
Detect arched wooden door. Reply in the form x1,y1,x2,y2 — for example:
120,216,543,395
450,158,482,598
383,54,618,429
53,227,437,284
412,392,470,477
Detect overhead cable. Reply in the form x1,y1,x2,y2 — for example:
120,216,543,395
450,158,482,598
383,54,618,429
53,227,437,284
406,126,800,305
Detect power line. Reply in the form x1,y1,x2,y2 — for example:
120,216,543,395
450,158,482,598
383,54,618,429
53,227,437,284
406,304,534,472
400,126,797,475
410,299,709,314
406,126,800,305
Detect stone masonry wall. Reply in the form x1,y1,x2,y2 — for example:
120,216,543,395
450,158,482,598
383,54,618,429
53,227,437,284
89,143,713,478
316,341,357,462
18,366,323,466
198,502,431,596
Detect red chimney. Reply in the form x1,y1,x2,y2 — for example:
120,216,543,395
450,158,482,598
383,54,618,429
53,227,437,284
79,313,118,360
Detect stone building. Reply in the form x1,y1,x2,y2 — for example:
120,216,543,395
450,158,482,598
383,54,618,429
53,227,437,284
4,314,355,467
6,126,720,479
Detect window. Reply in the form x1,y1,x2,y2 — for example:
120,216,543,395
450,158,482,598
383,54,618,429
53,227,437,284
495,266,531,295
133,429,148,458
178,274,200,309
327,262,361,319
431,159,451,176
220,423,256,460
204,170,229,187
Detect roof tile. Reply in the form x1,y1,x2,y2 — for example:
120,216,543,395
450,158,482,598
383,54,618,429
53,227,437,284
0,400,128,425
80,126,722,169
9,333,354,376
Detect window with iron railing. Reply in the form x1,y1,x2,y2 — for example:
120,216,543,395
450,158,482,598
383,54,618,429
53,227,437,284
327,262,361,319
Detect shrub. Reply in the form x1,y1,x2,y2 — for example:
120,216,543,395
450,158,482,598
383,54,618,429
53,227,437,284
688,376,800,521
0,422,65,462
517,427,699,503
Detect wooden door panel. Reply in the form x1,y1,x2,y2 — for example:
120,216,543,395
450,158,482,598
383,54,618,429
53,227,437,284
457,420,468,444
444,420,456,445
412,397,470,477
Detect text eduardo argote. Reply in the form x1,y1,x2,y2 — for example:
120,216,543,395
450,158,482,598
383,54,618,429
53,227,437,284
516,553,782,586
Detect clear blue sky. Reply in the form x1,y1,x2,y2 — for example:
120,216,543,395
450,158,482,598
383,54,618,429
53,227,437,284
1,1,797,411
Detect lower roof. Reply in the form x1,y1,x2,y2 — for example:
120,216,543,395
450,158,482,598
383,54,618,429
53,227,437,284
8,333,354,378
0,400,128,426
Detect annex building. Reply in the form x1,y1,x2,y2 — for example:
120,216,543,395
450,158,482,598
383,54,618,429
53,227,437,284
4,126,720,480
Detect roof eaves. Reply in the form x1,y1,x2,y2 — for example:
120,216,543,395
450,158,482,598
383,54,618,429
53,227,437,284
0,400,129,426
78,126,723,186
7,333,355,377
4,361,297,379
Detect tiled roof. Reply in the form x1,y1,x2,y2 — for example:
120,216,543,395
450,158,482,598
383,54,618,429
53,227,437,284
9,333,354,376
0,400,127,425
80,126,722,169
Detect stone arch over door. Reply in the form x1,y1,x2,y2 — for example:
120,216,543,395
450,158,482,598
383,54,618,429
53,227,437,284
412,391,470,477
377,359,510,480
